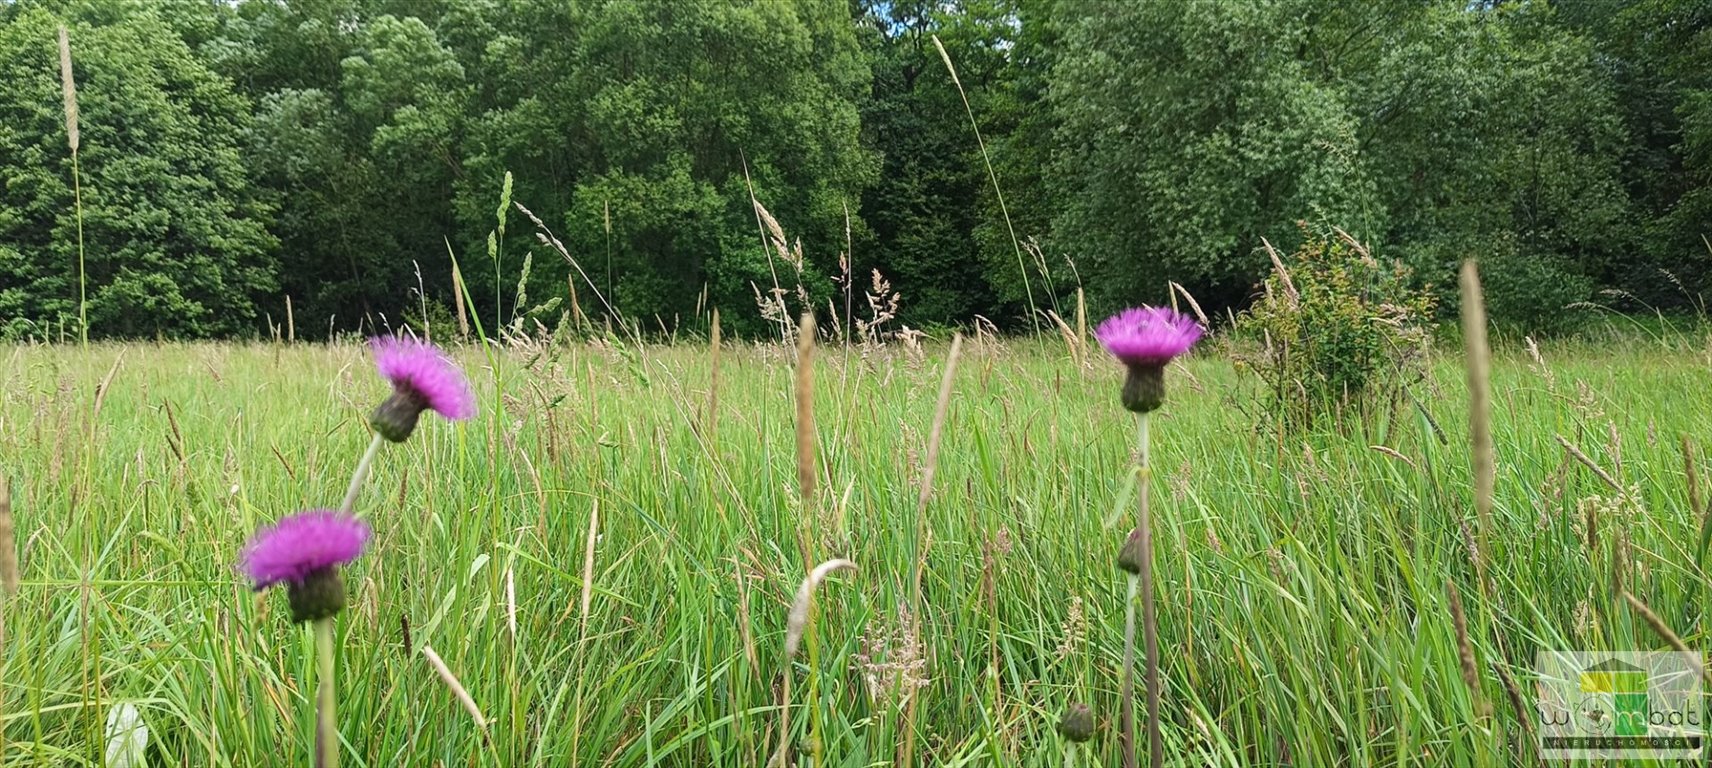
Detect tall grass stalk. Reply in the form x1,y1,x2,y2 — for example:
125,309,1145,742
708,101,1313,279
0,476,13,712
58,26,86,346
1458,261,1495,598
898,334,962,768
930,35,1038,333
795,312,818,564
707,308,721,441
1621,591,1709,683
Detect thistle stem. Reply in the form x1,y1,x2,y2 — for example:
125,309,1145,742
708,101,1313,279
1138,411,1161,768
1063,742,1076,768
314,618,339,768
339,433,386,514
1120,573,1140,768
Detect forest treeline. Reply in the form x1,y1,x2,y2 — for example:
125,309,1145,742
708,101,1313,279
0,0,1707,339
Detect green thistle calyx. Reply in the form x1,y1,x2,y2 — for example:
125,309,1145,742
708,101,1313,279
1117,527,1147,574
1121,363,1166,413
1058,702,1095,742
287,566,348,623
370,388,429,442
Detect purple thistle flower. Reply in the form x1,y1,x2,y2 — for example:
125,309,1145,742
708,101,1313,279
1094,306,1203,368
369,336,475,441
1095,306,1203,413
240,510,370,590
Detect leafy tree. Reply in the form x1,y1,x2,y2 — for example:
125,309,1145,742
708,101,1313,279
1560,0,1712,306
484,0,874,335
1050,0,1377,313
231,4,467,334
0,4,276,339
1356,2,1631,323
1050,0,1635,332
858,0,994,325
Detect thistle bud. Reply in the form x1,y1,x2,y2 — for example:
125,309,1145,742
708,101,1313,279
1057,702,1095,742
365,337,476,443
286,566,348,623
370,389,430,443
1120,363,1166,414
1117,527,1147,574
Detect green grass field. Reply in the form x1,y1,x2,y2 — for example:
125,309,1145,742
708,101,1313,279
0,331,1707,766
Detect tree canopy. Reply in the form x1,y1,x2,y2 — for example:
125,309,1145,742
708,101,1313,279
0,0,1706,339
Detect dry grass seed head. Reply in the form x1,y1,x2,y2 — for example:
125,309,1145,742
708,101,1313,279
852,604,928,708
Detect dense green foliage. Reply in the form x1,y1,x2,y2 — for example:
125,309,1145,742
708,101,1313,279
0,4,276,338
0,0,1708,338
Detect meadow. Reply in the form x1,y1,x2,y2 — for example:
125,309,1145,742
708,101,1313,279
0,326,1708,766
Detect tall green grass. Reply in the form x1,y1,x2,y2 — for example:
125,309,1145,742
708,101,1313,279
0,332,1706,765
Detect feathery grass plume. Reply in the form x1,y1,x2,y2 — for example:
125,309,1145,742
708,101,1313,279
772,559,857,768
1098,306,1203,768
1047,310,1082,366
286,296,296,343
1446,581,1488,717
1459,261,1496,598
0,479,15,594
795,312,818,515
422,644,491,731
930,34,1037,333
1685,435,1704,520
58,26,88,345
579,501,598,628
1494,661,1534,741
453,266,470,338
102,703,148,768
1076,289,1088,356
708,308,721,439
57,27,78,153
1369,444,1418,469
1169,282,1210,328
1261,238,1299,305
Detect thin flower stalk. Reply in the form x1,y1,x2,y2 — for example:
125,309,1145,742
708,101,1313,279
1098,306,1201,768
